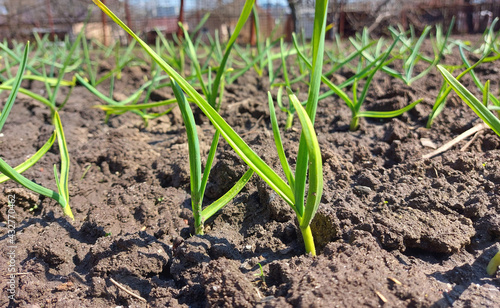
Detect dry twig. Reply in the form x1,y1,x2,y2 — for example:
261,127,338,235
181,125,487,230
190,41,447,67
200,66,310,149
422,123,487,159
241,115,265,137
109,277,147,303
460,129,483,152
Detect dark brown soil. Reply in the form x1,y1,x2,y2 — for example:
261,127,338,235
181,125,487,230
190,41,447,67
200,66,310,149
1,36,500,307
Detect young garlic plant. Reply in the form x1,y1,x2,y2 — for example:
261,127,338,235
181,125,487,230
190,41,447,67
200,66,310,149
0,42,75,219
93,0,327,255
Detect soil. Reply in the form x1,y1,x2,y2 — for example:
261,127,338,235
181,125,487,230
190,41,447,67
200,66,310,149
1,35,500,307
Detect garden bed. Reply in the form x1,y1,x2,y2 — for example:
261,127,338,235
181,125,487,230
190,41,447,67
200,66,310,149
1,35,500,307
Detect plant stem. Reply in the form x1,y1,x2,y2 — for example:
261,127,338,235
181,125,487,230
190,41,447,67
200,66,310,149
285,112,294,130
172,81,203,234
194,209,204,235
349,116,359,131
300,224,316,256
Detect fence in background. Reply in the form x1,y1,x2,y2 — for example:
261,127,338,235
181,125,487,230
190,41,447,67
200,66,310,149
0,0,499,45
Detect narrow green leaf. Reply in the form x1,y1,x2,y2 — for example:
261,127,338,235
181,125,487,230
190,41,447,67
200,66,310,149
172,81,202,226
227,43,274,84
292,32,354,110
209,0,255,108
0,43,29,132
75,73,152,106
191,13,210,36
252,5,263,71
352,78,358,106
94,99,177,112
0,158,64,206
268,91,295,191
82,31,96,86
426,83,451,128
288,91,323,227
0,41,40,76
0,75,75,87
280,38,291,87
198,132,221,202
50,26,84,106
266,38,274,84
0,132,56,184
180,22,209,98
52,111,74,219
438,65,500,136
404,26,430,82
201,168,254,221
427,42,497,128
357,98,423,118
293,0,328,217
93,0,294,207
349,38,402,79
487,251,500,275
459,44,500,107
483,80,490,107
322,39,377,77
357,37,401,110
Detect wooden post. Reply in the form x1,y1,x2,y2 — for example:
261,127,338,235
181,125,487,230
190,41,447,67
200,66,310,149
101,0,108,45
46,0,55,39
465,0,474,33
266,2,271,38
401,9,407,30
125,0,132,43
250,1,256,46
177,0,185,38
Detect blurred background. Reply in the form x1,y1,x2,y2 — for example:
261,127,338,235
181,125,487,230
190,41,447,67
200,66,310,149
0,0,499,45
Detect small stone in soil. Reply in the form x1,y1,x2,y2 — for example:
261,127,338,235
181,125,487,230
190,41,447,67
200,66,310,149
354,185,372,195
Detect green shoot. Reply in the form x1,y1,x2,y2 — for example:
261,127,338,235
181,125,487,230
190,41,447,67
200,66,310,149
93,0,326,255
0,41,42,77
252,5,264,76
173,81,254,234
0,133,56,184
77,73,176,126
0,43,73,219
427,21,500,128
174,1,257,235
459,44,500,113
254,263,266,285
473,17,500,55
385,18,454,85
94,0,256,235
155,28,186,75
82,32,98,86
296,33,421,131
227,42,275,84
276,39,295,129
437,65,500,136
487,251,500,275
